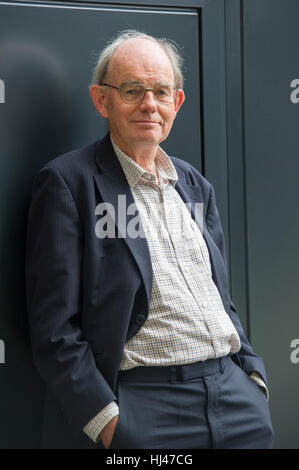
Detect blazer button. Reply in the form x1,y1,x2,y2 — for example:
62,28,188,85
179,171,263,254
136,314,146,325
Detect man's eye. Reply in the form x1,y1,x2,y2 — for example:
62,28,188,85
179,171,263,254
123,87,140,95
156,87,171,96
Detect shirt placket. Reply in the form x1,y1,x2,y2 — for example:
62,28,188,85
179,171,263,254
164,186,229,356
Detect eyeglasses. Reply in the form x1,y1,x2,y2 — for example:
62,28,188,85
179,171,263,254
102,82,180,105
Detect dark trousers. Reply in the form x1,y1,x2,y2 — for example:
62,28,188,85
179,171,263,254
109,355,274,449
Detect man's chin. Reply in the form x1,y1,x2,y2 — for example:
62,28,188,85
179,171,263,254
133,129,163,144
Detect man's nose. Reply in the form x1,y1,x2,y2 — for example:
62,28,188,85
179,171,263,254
139,90,157,111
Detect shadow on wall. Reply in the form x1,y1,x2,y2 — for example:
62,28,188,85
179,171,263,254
0,38,78,448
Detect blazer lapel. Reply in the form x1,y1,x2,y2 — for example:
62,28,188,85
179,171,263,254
174,167,207,232
173,166,223,290
93,135,153,306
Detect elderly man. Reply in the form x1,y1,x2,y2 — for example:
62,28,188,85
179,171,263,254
26,30,274,449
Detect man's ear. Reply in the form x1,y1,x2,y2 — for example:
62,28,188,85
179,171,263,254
173,89,185,114
89,85,109,119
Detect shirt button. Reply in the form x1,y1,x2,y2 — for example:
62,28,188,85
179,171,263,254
136,314,146,325
201,302,208,309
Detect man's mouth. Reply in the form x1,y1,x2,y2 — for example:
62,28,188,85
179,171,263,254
132,120,159,124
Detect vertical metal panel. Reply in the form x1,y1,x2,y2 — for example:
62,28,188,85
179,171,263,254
223,0,248,331
242,0,299,448
200,0,230,252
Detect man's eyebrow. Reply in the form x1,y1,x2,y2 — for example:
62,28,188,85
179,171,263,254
121,80,143,85
121,80,173,86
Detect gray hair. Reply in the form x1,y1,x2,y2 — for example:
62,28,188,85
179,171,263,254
91,30,184,89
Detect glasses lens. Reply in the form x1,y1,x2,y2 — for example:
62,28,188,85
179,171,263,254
119,83,177,104
153,85,175,104
120,84,144,103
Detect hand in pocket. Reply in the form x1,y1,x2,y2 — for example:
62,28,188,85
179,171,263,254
100,415,119,449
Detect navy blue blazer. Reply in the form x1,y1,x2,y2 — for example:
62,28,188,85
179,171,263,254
26,133,267,448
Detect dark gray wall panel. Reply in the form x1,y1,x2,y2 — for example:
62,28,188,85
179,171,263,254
243,0,299,448
0,1,201,448
0,2,201,166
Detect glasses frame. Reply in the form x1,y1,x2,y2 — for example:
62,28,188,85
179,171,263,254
101,82,181,105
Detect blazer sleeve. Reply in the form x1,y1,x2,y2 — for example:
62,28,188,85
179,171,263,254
25,166,116,434
206,184,268,385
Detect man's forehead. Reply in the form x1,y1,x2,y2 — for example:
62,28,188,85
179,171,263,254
113,37,167,58
106,38,174,79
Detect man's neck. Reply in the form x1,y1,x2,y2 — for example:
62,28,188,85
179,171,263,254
111,135,159,176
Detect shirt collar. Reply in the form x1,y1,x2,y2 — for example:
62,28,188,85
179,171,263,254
111,136,178,189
